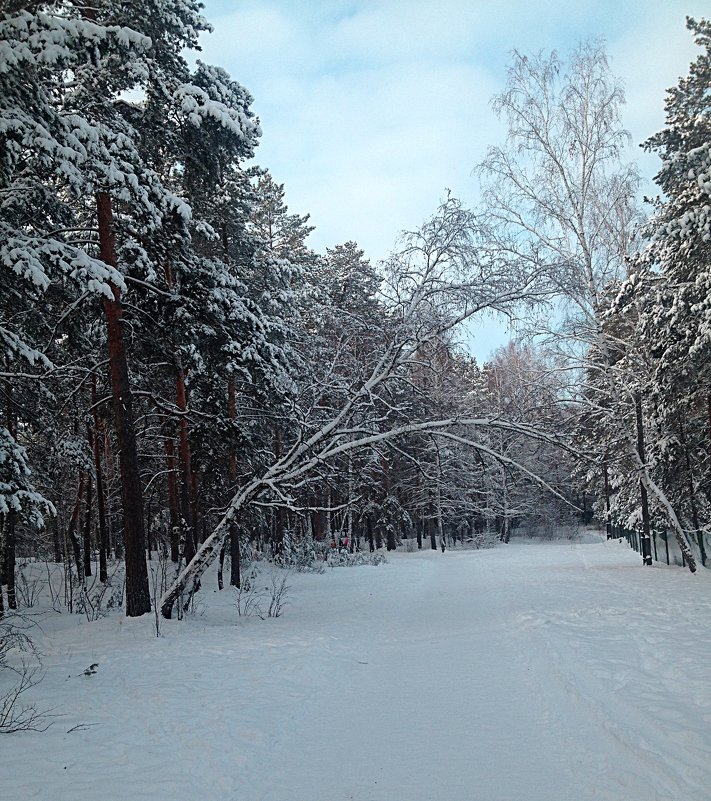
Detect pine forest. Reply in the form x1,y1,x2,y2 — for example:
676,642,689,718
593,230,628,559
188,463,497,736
1,4,711,800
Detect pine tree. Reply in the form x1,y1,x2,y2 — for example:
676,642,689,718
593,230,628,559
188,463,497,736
635,17,711,566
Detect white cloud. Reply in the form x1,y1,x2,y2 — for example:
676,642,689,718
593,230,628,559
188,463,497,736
198,0,709,360
259,60,499,258
608,3,708,192
326,1,486,65
203,4,318,76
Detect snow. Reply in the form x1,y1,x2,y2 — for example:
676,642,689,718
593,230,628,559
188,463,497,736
3,537,711,800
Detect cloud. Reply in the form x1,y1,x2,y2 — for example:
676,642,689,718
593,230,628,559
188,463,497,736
608,3,708,191
198,0,710,361
200,3,504,261
257,60,499,258
203,3,318,76
326,1,486,66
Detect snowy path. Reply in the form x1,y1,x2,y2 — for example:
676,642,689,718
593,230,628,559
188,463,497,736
3,538,711,800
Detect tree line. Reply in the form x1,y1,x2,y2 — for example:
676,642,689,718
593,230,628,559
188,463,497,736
475,19,711,573
1,3,709,620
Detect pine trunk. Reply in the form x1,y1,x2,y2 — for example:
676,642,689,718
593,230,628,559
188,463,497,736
229,522,241,588
2,511,16,610
0,514,5,617
103,426,119,559
96,191,150,616
82,473,93,577
217,542,225,591
68,475,85,584
227,376,241,587
91,378,109,582
190,466,200,549
3,394,17,609
163,435,180,563
174,359,195,564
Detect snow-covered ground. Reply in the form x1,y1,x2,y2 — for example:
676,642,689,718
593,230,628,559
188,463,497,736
3,537,711,801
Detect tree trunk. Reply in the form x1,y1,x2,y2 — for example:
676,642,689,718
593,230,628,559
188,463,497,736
501,517,510,545
103,425,118,559
96,191,150,615
190,466,200,549
367,514,374,552
52,516,62,564
2,511,16,610
678,417,706,567
634,392,653,566
273,429,285,555
68,475,86,584
3,393,17,609
347,456,354,548
91,377,109,582
229,523,241,588
163,434,180,563
174,357,195,564
146,494,153,559
312,504,324,542
499,465,510,543
603,463,612,539
217,541,225,591
227,375,237,479
227,376,241,588
0,514,5,617
435,448,446,549
386,526,397,552
82,472,93,578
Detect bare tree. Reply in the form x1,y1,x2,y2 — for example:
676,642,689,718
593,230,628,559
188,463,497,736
478,41,639,324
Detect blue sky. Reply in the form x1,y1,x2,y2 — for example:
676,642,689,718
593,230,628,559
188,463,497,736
195,0,707,361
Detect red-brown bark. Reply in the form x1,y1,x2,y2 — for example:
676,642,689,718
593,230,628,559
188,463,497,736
96,191,150,615
164,435,180,562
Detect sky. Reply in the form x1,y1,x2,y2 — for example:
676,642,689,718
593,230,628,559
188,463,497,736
195,0,708,362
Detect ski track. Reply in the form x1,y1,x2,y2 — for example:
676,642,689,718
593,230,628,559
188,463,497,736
2,537,711,800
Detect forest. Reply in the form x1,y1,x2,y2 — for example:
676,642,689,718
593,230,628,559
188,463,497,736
1,0,710,643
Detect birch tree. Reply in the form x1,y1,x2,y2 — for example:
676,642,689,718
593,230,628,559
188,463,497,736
474,41,701,568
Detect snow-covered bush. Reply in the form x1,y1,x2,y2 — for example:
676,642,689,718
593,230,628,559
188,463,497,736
327,550,387,568
275,530,325,573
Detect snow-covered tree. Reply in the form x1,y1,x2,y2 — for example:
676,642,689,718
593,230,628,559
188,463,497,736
159,193,557,616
